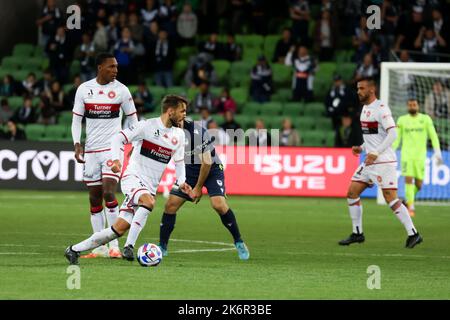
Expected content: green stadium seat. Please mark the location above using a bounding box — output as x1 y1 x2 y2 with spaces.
282 102 302 117
295 116 316 131
128 85 138 95
260 102 282 116
2 56 22 70
13 44 35 57
272 64 292 86
212 60 231 84
236 34 264 50
33 46 45 58
336 63 357 81
210 86 222 97
58 111 73 125
313 76 331 101
11 70 29 81
335 50 353 63
304 102 325 117
173 59 188 83
272 88 292 103
315 117 333 131
70 60 81 78
229 61 253 87
230 87 248 110
166 86 188 97
21 57 47 71
187 87 198 101
324 133 335 147
263 35 279 61
265 115 284 129
44 125 68 141
242 48 263 62
242 102 261 115
8 96 24 110
301 130 325 147
316 62 336 78
25 124 46 141
63 84 73 94
234 114 253 130
178 47 197 60
150 86 167 104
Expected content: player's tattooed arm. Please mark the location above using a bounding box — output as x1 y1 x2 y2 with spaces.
74 143 85 163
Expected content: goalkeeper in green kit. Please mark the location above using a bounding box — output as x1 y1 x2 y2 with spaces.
393 98 443 217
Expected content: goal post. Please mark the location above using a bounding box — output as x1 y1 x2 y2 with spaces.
377 62 450 205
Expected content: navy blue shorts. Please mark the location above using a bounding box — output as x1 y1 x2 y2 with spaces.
170 167 226 201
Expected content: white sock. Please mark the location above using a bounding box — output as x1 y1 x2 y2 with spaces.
125 206 152 248
347 198 363 234
105 202 119 249
90 207 105 233
72 227 120 253
389 199 417 236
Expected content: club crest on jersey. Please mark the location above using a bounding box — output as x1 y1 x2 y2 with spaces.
365 111 371 117
108 91 116 99
377 176 382 183
171 137 178 145
107 160 113 167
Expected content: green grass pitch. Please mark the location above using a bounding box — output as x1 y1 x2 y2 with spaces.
0 190 449 299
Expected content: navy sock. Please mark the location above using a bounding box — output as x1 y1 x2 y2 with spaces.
159 213 176 247
220 209 242 243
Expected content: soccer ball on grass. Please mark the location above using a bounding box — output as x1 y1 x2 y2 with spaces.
137 243 162 267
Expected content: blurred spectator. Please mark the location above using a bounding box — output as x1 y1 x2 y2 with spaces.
279 118 300 146
0 75 17 97
141 0 160 26
199 33 221 59
114 27 136 85
354 53 379 82
118 12 128 30
207 120 230 146
11 97 36 125
46 26 71 83
286 46 315 102
177 3 198 46
36 0 62 47
230 0 247 34
335 113 362 147
0 99 13 125
2 120 26 141
37 95 56 125
143 21 159 60
198 106 213 129
370 40 385 70
250 55 273 103
36 69 54 95
399 49 413 62
133 82 154 113
272 28 294 64
158 0 178 37
153 29 175 88
45 81 65 113
214 88 237 114
75 33 97 82
93 20 108 52
248 119 271 147
66 75 82 107
106 15 120 49
432 8 449 46
352 16 371 64
185 53 218 87
414 26 447 62
22 73 39 97
222 34 242 62
129 13 144 43
289 0 310 44
314 10 335 61
380 0 399 53
193 81 215 113
394 6 424 52
424 80 450 119
325 74 353 130
221 110 241 131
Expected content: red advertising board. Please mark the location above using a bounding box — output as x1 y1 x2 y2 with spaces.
122 145 359 197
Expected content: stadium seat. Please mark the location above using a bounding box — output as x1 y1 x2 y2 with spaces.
8 96 24 111
301 130 325 146
313 76 331 101
70 60 81 79
178 47 197 60
21 57 47 71
12 70 29 81
272 88 292 103
316 62 336 79
1 56 22 70
265 115 284 129
143 111 161 119
13 44 35 57
230 87 248 110
210 86 222 97
242 102 261 115
173 59 188 83
242 48 263 62
315 117 333 131
165 86 187 97
282 102 302 116
229 61 253 87
212 60 231 84
63 84 73 94
304 102 325 117
336 63 356 81
128 85 138 95
272 64 292 86
44 125 68 141
187 87 198 101
324 133 335 147
33 46 45 58
150 86 167 103
234 114 253 130
261 102 283 116
335 50 353 63
25 124 46 141
58 111 73 125
263 35 279 61
236 34 264 50
295 116 316 131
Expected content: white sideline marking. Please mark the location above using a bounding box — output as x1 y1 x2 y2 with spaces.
171 248 235 253
0 252 41 255
286 251 450 259
0 195 79 200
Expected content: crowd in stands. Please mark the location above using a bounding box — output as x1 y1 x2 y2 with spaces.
1 0 449 147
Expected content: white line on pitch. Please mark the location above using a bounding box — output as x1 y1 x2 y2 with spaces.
170 248 236 253
286 251 450 259
0 252 41 255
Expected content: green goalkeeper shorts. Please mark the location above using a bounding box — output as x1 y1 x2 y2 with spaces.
401 159 425 180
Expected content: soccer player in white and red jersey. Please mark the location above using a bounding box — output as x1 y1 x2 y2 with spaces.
65 95 194 265
339 78 423 248
71 53 138 259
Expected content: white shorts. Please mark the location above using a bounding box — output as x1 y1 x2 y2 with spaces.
118 174 156 224
351 162 398 190
83 149 122 187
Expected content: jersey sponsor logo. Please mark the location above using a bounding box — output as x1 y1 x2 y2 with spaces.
108 91 116 99
84 103 121 119
140 140 173 164
361 121 379 134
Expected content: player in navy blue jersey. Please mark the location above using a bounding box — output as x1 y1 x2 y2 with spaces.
159 119 250 260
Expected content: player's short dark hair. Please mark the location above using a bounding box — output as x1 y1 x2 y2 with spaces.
357 76 377 87
96 53 115 66
161 95 188 113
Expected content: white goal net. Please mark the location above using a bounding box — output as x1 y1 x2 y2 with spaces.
378 62 450 204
